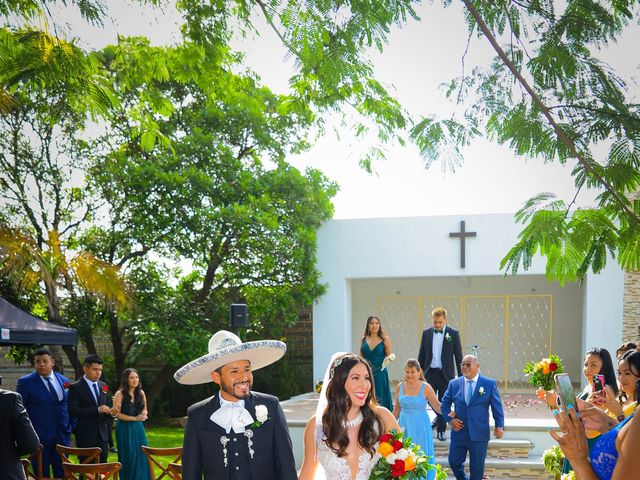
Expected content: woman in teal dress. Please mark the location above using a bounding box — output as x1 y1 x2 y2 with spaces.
361 315 394 411
114 368 151 480
393 359 441 480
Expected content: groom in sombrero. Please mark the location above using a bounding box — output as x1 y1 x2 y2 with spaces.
175 330 297 480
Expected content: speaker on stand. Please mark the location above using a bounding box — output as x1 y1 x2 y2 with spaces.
230 303 248 331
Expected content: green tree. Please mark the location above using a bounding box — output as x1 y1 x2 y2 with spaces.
184 0 640 283
74 37 337 395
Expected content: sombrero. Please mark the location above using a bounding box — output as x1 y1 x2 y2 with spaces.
174 330 287 385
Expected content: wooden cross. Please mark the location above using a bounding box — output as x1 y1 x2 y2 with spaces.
449 220 476 268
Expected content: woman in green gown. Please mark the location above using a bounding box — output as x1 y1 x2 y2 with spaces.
361 315 394 411
114 368 151 480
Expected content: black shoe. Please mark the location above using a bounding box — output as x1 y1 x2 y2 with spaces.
437 431 446 441
109 447 118 453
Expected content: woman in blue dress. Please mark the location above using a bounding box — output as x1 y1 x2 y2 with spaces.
393 358 441 480
361 315 394 411
113 368 151 480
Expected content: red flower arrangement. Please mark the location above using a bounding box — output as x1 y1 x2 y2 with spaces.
101 384 109 393
63 381 71 389
370 430 446 479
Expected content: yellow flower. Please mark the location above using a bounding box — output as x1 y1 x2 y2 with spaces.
378 442 394 457
404 456 416 471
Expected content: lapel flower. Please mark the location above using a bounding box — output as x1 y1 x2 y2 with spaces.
478 386 485 396
445 332 452 342
101 384 109 393
63 381 71 389
249 404 269 428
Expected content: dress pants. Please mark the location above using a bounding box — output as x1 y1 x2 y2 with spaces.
425 369 448 433
448 428 488 480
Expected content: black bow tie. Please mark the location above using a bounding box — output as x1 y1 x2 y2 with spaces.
434 329 444 334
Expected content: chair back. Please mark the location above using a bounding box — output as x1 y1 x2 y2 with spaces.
61 462 121 480
168 462 182 480
21 444 43 480
141 446 183 480
56 444 102 465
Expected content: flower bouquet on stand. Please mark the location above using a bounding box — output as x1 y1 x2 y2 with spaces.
369 430 447 479
523 354 564 391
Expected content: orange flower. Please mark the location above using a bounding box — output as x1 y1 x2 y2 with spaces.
404 456 416 471
541 364 551 375
378 442 394 457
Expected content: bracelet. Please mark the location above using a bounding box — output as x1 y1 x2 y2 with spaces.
616 414 625 423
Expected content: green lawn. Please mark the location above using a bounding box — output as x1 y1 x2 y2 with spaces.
106 425 184 473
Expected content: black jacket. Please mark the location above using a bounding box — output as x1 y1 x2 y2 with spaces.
67 378 112 447
182 391 297 480
0 389 40 480
418 325 463 382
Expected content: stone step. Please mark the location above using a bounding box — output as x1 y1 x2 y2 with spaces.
435 455 552 479
434 438 531 458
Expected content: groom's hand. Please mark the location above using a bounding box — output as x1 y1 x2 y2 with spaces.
493 427 504 438
451 418 464 431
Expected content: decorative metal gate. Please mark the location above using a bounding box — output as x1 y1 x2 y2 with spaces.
376 295 553 391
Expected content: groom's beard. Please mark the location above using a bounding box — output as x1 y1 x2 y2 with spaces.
220 379 253 400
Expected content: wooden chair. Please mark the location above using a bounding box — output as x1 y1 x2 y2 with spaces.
141 446 183 480
21 444 43 480
61 462 121 480
168 462 182 480
56 444 102 465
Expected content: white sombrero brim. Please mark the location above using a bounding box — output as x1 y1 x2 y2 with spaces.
174 340 287 385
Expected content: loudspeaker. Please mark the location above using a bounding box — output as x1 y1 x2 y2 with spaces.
230 304 248 328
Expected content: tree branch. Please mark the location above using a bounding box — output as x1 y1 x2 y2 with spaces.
462 0 640 225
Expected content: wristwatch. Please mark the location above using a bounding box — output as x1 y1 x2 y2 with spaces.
616 414 625 423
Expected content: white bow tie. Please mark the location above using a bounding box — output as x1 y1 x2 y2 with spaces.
210 402 254 433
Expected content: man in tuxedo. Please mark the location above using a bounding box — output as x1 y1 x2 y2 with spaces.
17 347 74 479
0 387 40 480
418 306 463 441
440 355 505 480
67 354 118 463
176 330 297 480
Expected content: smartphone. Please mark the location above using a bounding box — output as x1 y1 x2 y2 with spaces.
555 373 579 412
593 374 606 398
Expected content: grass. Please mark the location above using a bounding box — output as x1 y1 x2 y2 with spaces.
106 425 185 475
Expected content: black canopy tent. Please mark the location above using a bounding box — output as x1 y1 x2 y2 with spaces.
0 297 77 346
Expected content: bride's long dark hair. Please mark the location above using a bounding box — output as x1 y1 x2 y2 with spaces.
322 353 385 458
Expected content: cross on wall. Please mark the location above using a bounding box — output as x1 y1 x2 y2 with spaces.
449 220 477 268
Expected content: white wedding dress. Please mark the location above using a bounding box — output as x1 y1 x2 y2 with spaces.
316 439 380 480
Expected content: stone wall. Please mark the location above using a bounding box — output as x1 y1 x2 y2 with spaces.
623 270 640 343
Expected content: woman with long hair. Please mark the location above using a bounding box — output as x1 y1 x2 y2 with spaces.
113 368 150 480
360 315 394 411
298 353 400 479
393 358 441 480
597 350 640 421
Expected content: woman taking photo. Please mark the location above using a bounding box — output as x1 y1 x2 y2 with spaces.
298 353 400 479
113 368 150 480
360 315 394 411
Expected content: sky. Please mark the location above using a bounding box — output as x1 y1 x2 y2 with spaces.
45 1 640 220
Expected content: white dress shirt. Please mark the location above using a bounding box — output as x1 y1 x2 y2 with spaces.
430 325 447 369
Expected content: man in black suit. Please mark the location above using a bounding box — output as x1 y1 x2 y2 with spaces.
0 387 40 480
67 354 118 463
175 330 297 480
418 306 463 441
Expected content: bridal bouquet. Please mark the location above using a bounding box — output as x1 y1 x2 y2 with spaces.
369 430 445 479
523 354 564 391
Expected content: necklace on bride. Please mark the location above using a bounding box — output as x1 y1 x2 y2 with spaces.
342 411 364 429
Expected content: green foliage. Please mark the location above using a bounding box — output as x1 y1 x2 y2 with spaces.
542 444 564 478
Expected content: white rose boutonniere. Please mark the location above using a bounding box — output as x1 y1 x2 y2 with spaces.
250 404 269 428
445 332 452 342
478 386 485 396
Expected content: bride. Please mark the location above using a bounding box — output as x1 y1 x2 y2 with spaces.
298 353 400 480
